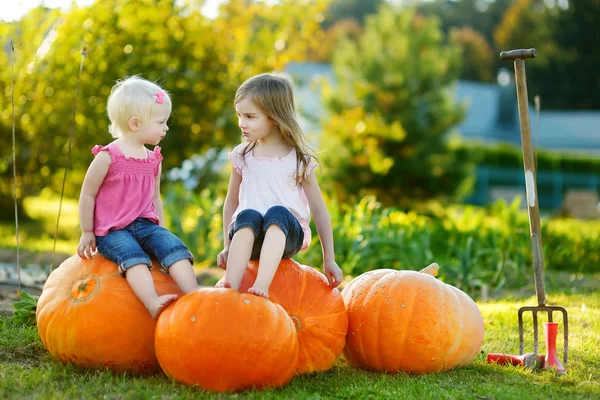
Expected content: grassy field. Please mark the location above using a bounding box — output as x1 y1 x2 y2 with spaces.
1 291 599 399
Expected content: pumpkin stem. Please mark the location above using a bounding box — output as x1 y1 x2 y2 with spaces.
290 315 302 331
69 275 99 302
419 263 439 277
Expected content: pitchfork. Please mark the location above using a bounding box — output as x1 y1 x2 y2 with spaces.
500 48 568 364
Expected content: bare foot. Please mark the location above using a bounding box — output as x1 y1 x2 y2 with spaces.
248 286 269 299
147 294 178 320
222 281 232 289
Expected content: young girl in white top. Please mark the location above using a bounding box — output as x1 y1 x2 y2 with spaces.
217 72 343 298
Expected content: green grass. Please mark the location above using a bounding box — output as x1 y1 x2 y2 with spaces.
2 292 599 399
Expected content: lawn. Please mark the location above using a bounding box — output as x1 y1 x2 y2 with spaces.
1 291 598 399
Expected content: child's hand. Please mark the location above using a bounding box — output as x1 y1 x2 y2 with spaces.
217 248 229 270
324 260 343 288
78 232 96 260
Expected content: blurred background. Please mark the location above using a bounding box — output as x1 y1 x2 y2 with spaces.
1 0 599 299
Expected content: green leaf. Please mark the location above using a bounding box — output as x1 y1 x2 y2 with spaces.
12 291 39 327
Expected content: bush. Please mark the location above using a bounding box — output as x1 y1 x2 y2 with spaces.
163 188 600 297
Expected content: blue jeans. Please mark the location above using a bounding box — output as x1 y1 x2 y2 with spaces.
229 206 304 260
96 218 194 277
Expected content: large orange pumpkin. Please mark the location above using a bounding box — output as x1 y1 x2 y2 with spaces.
216 259 348 374
342 268 484 374
155 288 299 392
36 254 182 374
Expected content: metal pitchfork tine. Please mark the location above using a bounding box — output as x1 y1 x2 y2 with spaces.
500 48 568 364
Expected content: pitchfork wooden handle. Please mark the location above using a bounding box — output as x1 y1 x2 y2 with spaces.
500 48 537 61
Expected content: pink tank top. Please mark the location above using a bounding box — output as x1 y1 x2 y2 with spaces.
92 142 162 236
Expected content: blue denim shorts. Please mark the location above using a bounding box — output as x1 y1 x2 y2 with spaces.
229 206 304 260
96 218 194 277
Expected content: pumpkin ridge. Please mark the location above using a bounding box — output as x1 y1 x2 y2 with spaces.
366 273 391 370
294 265 323 314
297 289 327 316
39 297 63 350
301 330 338 358
301 308 347 325
384 272 417 371
352 276 369 367
454 287 484 366
440 284 464 370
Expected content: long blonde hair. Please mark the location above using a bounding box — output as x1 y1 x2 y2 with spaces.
234 72 318 184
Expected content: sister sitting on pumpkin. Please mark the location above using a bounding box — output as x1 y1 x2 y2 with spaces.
218 72 343 298
77 76 198 319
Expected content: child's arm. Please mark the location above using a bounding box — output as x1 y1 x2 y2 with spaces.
153 164 165 227
302 170 343 288
217 169 242 268
78 152 111 259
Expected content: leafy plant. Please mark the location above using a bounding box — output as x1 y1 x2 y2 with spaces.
12 291 38 326
161 185 600 298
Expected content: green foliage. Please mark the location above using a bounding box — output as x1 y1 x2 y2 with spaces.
322 0 384 28
320 6 471 207
159 187 600 298
461 141 600 174
11 291 38 326
416 0 514 76
449 26 494 82
297 195 600 293
163 184 224 267
305 18 363 62
296 196 531 294
2 187 599 300
417 0 514 45
0 0 330 210
494 0 600 110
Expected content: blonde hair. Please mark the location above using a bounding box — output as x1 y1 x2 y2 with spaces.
106 75 172 138
234 72 318 184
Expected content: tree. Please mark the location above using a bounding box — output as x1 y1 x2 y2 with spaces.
493 0 581 109
417 0 514 80
320 6 471 207
306 18 363 62
417 0 514 45
0 7 63 220
322 0 384 28
450 26 494 82
0 0 329 214
550 0 600 109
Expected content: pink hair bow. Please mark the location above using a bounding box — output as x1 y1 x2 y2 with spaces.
155 92 165 104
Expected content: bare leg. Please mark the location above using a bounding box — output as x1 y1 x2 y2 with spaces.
248 225 285 299
223 227 255 290
126 264 178 319
168 259 198 293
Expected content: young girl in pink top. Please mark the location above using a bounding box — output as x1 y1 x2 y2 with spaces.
77 76 197 319
218 72 343 298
